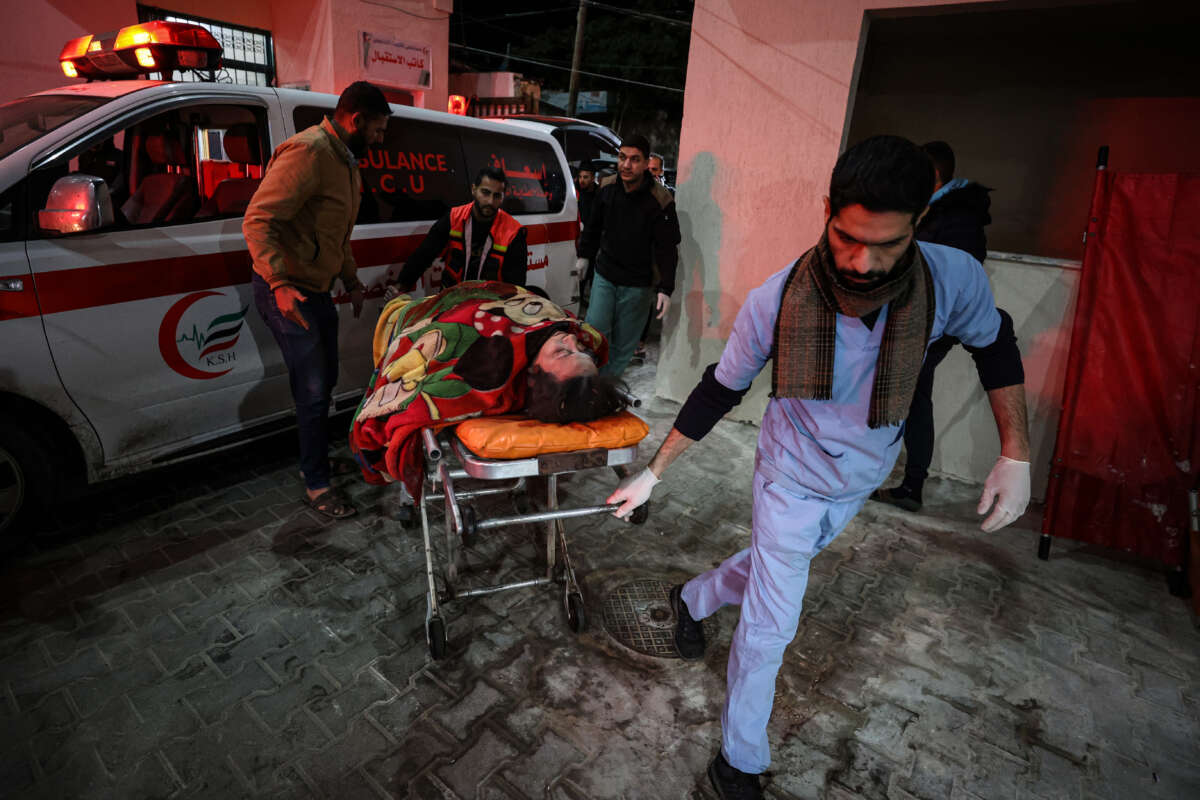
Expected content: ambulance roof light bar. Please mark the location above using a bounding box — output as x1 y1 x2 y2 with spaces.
59 21 223 82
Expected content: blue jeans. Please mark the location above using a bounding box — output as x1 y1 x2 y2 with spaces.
584 272 655 378
253 274 339 492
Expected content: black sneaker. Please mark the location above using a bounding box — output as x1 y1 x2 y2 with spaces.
871 483 922 512
708 752 763 799
670 584 705 660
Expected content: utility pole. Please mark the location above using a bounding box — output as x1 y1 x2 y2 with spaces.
567 0 587 116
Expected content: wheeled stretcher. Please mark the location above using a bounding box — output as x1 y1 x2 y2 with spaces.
414 407 649 659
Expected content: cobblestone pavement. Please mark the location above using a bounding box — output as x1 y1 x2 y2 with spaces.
2 347 1198 799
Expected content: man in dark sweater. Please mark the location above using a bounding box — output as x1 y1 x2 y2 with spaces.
386 166 527 297
576 134 681 377
874 140 1002 513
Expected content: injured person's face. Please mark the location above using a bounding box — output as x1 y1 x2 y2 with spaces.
533 331 599 382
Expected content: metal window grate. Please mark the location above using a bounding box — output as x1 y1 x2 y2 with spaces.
137 5 275 86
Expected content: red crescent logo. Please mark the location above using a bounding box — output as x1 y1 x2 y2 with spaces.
158 291 233 380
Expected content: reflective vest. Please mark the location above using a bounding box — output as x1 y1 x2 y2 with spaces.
443 203 523 285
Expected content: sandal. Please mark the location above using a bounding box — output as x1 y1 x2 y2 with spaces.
303 488 358 519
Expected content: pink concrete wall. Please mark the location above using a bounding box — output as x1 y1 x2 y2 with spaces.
5 0 139 99
327 1 450 111
656 0 989 407
3 1 448 109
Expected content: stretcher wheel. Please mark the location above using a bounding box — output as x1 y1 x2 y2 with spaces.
427 616 447 660
395 502 418 530
565 592 586 633
513 493 534 515
460 505 478 546
1037 534 1051 560
630 501 650 526
1167 567 1189 598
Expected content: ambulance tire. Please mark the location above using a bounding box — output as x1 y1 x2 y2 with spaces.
0 422 56 553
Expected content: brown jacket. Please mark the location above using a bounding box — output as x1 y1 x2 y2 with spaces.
243 117 363 294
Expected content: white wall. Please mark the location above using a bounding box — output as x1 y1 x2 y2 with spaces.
927 255 1079 499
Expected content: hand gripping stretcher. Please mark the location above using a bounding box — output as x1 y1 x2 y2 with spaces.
413 398 649 659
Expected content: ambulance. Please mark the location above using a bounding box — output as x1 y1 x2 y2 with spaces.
0 22 582 540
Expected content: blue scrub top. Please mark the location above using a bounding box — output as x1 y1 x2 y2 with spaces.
713 242 1002 502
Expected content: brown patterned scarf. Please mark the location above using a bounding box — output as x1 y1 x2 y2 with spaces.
771 233 935 428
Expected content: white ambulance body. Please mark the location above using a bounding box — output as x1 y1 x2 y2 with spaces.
0 26 582 537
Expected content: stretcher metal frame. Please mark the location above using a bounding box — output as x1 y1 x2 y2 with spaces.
416 426 640 659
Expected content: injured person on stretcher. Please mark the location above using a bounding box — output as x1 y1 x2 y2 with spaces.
350 280 630 498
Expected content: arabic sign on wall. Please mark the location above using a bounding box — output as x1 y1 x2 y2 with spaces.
362 33 432 90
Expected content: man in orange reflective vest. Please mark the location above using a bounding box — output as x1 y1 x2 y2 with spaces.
387 166 527 295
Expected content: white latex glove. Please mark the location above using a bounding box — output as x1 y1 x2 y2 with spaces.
384 283 402 300
977 456 1031 532
607 467 660 519
574 257 589 275
655 292 670 319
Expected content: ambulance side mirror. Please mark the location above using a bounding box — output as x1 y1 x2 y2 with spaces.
38 175 114 235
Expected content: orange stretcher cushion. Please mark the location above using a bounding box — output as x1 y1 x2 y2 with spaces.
455 411 649 460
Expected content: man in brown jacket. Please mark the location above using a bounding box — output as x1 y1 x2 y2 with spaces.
244 81 389 518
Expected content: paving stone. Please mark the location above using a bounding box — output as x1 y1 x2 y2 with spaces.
121 579 205 629
260 631 344 682
250 664 338 730
436 727 519 798
853 702 918 764
500 729 584 794
300 717 392 797
434 680 507 740
310 667 397 736
0 747 36 795
2 362 1199 799
149 615 238 675
10 645 110 708
894 750 960 800
364 720 457 794
32 744 112 799
107 753 178 800
184 659 278 724
69 653 162 719
1133 660 1192 715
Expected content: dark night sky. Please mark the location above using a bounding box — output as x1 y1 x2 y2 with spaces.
449 0 693 128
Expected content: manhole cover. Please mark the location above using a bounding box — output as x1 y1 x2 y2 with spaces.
601 578 718 658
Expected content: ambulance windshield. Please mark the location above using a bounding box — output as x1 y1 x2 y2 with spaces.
0 95 113 161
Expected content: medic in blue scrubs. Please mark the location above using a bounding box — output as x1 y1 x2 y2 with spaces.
608 135 1031 799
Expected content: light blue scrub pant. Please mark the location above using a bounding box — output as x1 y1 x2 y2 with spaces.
681 472 866 774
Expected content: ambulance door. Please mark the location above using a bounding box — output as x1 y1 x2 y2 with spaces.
288 104 472 396
25 94 293 467
457 128 575 312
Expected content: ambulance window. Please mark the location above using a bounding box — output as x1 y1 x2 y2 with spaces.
562 128 619 173
292 106 332 133
28 103 265 237
358 117 467 224
0 184 21 242
188 105 267 219
458 130 566 216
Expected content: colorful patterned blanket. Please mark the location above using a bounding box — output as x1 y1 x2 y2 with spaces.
350 281 607 497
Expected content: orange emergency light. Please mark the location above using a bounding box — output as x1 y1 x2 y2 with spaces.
448 95 468 116
58 21 223 81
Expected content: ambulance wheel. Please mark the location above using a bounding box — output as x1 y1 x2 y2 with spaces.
0 422 55 553
565 592 586 633
460 505 478 547
427 616 447 660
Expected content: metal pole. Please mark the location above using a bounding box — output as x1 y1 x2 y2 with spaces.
567 0 587 116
